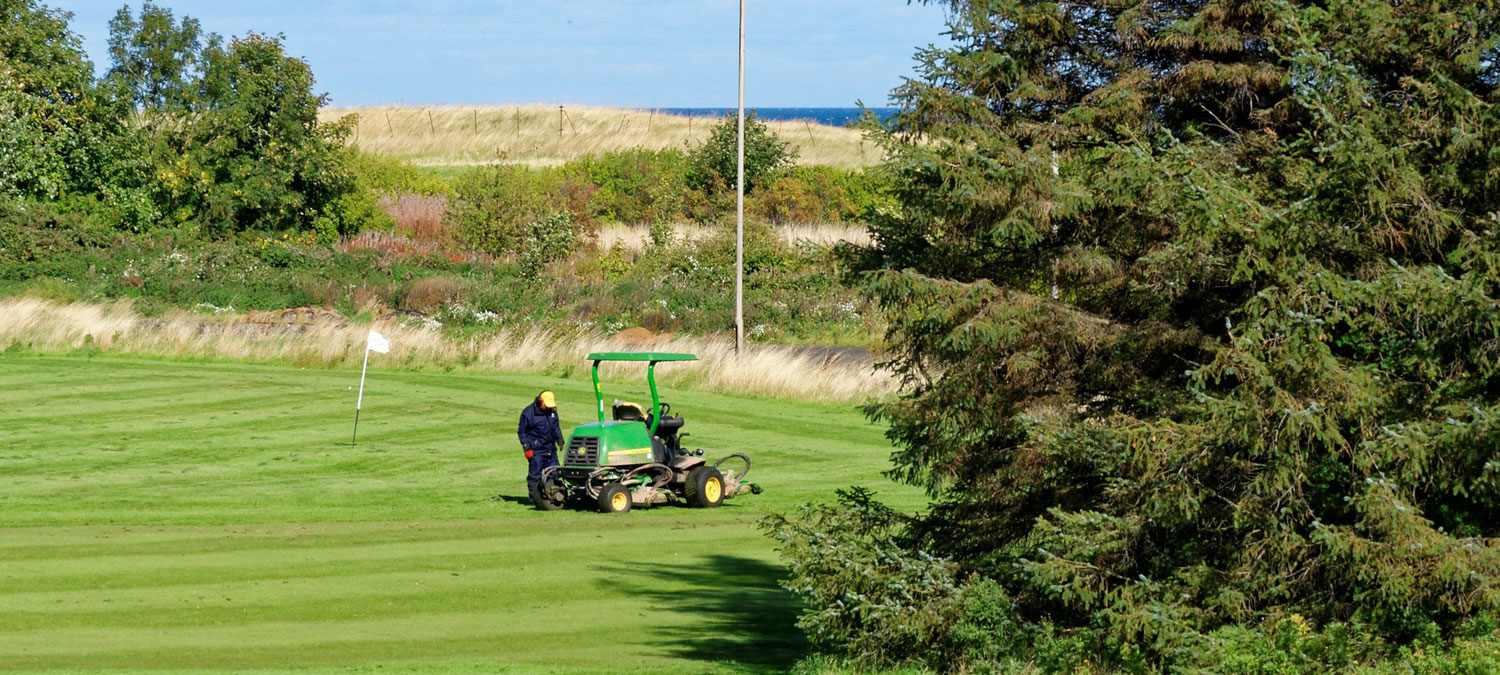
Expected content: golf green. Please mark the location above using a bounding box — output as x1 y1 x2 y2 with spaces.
0 354 921 673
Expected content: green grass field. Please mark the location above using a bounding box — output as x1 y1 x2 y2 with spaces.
0 353 922 673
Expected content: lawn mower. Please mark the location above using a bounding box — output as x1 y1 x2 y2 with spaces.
529 352 761 513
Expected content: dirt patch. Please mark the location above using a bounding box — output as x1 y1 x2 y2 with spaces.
243 307 346 325
615 326 675 344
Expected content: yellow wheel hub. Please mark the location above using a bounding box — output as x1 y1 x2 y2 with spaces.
611 491 629 511
706 477 722 503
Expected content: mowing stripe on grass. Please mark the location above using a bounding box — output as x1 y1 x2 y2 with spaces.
0 353 920 672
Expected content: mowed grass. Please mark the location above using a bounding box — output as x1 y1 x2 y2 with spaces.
0 354 922 673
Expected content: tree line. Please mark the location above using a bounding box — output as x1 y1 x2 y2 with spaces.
1 1 372 237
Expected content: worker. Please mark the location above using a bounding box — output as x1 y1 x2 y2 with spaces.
517 389 563 496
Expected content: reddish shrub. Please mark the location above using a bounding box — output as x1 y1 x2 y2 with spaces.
378 194 450 244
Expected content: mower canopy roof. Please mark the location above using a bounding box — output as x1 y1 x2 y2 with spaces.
587 352 698 362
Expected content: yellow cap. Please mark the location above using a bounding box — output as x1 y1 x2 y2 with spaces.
539 391 556 408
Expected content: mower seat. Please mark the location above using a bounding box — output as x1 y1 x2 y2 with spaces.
655 415 685 435
613 400 648 422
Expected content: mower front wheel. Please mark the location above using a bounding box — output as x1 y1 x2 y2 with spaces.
685 466 726 508
597 483 632 514
530 479 566 511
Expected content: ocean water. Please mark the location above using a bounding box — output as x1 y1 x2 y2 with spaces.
649 107 899 127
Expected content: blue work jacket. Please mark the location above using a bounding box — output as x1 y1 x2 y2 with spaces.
517 400 563 451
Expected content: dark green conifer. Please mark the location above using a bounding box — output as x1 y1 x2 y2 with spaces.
772 0 1500 669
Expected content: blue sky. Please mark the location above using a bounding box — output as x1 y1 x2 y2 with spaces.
59 1 953 107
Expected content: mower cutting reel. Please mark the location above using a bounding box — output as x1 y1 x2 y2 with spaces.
533 352 763 512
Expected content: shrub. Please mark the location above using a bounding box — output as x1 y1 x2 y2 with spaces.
0 200 114 271
448 165 556 255
748 167 854 224
562 149 694 223
687 111 797 194
348 151 451 198
313 188 391 242
517 212 580 281
693 219 793 276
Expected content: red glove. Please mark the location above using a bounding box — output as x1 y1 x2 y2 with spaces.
524 448 534 459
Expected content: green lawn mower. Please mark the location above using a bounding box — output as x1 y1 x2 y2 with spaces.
530 352 762 513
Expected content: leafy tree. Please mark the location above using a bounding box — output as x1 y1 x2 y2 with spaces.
687 110 797 193
770 0 1500 670
0 0 142 203
105 2 208 111
140 32 359 235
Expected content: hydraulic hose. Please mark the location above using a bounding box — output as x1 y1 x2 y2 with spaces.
713 453 751 481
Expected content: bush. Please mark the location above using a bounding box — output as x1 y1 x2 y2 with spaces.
0 200 112 273
348 152 451 198
448 165 556 255
687 111 797 194
749 167 855 224
562 149 694 223
517 212 580 281
314 189 391 242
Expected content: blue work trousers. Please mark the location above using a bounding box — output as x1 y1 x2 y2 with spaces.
526 447 559 491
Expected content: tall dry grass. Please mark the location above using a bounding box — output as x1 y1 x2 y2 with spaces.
0 298 892 403
322 104 880 170
596 223 872 251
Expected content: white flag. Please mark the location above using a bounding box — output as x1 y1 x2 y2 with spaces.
366 330 390 354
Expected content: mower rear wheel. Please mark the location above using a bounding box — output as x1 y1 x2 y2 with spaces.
685 466 725 508
598 483 632 513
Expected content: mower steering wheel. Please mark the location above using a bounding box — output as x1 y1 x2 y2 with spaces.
659 402 671 417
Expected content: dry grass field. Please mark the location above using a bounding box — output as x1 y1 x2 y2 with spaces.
0 298 892 402
321 104 881 170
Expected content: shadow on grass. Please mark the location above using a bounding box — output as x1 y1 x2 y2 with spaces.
595 554 808 670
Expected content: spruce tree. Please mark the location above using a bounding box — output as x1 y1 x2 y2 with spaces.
773 0 1500 669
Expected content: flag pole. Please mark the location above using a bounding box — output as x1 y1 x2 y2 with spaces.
352 346 370 447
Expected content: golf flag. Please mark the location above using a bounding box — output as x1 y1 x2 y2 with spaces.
353 330 390 446
366 330 390 354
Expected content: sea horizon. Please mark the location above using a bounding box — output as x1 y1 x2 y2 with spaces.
647 106 899 127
